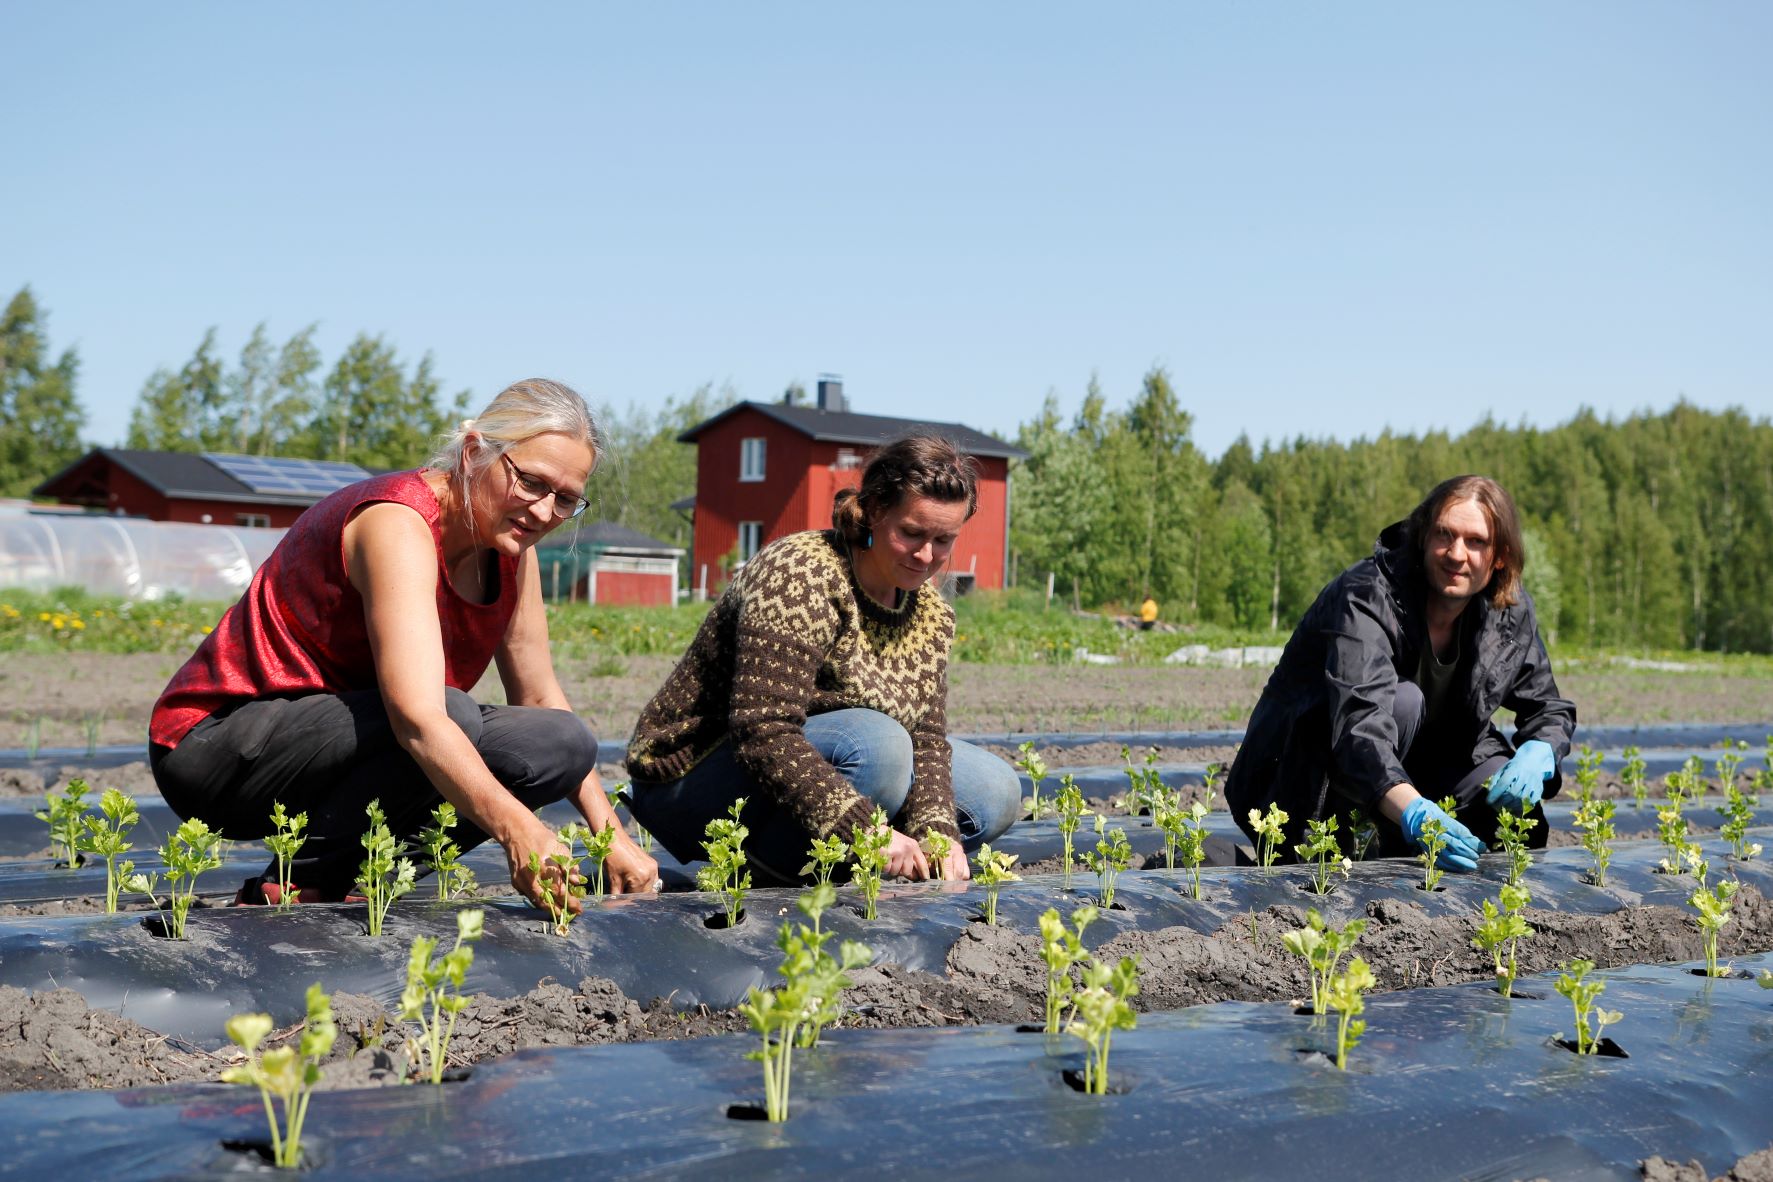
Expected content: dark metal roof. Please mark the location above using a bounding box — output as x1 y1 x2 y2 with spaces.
33 448 365 508
542 521 684 555
676 401 1027 459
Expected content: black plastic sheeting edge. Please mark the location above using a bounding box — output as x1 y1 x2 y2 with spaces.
0 952 1768 1180
2 833 1769 1047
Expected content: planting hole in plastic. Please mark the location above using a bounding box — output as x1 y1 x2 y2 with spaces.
725 1102 771 1121
1551 1036 1629 1059
218 1137 323 1172
703 909 746 931
1060 1067 1132 1095
1688 967 1758 981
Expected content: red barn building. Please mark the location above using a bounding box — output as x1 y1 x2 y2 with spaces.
678 379 1026 597
33 449 371 528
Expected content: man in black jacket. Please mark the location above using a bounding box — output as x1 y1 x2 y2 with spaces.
1226 475 1576 872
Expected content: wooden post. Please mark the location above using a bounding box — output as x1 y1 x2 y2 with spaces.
1045 570 1055 610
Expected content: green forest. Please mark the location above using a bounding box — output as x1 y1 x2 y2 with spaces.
5 285 1770 653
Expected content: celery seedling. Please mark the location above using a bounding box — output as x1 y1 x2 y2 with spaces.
972 844 1020 925
417 802 475 901
1656 801 1696 875
1249 802 1289 873
1038 904 1099 1034
1573 745 1603 804
220 984 336 1170
1689 878 1739 978
800 834 849 886
1294 815 1348 896
1282 908 1368 1015
35 777 91 867
1326 957 1375 1070
697 797 751 927
921 829 953 879
1620 745 1647 809
1065 954 1139 1095
1573 797 1615 886
583 824 616 898
1346 807 1378 862
1493 806 1538 888
740 905 872 1120
265 802 310 910
1174 793 1215 900
398 908 484 1083
358 799 417 938
786 883 872 1047
1718 785 1761 862
1417 796 1457 892
1017 740 1051 821
1555 958 1622 1055
847 807 890 920
1717 739 1748 800
76 787 139 913
1151 788 1185 870
1055 775 1087 883
529 822 588 935
1082 816 1131 910
160 817 225 940
1471 883 1532 997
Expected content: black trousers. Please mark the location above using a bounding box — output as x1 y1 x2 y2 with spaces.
149 688 599 892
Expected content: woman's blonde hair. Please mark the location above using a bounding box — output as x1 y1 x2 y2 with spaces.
427 378 603 524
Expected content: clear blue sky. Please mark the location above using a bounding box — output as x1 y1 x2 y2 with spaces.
5 2 1768 458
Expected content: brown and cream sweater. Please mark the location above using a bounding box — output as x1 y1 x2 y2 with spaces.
626 530 959 843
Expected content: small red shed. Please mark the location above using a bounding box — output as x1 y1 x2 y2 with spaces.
677 379 1026 597
33 450 371 528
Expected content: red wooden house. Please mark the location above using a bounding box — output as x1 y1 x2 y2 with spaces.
677 378 1026 597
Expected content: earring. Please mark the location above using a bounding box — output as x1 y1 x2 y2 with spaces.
864 530 873 549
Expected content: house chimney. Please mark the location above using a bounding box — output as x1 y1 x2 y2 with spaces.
816 374 846 413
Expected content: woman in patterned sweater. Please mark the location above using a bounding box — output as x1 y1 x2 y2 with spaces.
627 435 1022 884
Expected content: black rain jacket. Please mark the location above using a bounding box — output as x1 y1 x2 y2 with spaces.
1226 520 1577 849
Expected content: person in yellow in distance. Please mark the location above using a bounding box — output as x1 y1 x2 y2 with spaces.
1138 595 1159 631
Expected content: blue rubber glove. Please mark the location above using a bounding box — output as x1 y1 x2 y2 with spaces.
1486 739 1557 812
1400 797 1484 871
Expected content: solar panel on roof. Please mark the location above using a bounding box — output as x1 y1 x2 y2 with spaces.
203 454 373 497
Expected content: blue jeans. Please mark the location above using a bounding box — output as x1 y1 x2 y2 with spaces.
628 708 1022 884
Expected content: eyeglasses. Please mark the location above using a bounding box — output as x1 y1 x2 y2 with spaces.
501 454 589 518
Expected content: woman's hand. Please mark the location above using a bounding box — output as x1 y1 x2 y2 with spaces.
939 844 970 881
884 828 932 880
506 815 583 914
603 828 661 894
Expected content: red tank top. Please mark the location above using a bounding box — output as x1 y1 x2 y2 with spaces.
150 470 519 747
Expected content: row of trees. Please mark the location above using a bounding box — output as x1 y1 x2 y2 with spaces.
1011 367 1773 653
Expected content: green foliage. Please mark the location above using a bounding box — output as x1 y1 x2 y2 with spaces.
0 287 85 497
1417 796 1458 892
1573 745 1604 803
1248 803 1289 873
800 834 849 887
1038 904 1099 1034
264 802 309 912
583 824 617 899
848 808 891 920
1081 815 1132 910
1472 883 1533 998
1621 746 1648 809
1294 815 1348 896
1281 908 1369 1016
417 802 474 901
697 798 751 927
0 591 225 656
1065 954 1140 1095
159 818 225 940
1689 878 1739 978
582 381 733 567
358 799 417 938
1492 804 1538 887
398 909 484 1084
220 984 336 1170
35 777 90 868
1718 784 1762 862
921 830 953 878
1716 739 1749 798
1555 959 1623 1055
1573 797 1616 886
1016 741 1051 820
1055 775 1088 884
76 787 139 913
972 845 1020 926
1327 957 1376 1070
1656 793 1700 877
530 822 589 936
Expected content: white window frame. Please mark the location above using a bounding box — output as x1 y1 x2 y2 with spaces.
738 521 763 563
234 512 271 528
739 437 767 482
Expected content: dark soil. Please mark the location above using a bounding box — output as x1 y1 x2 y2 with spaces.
1640 1148 1773 1182
980 741 1242 770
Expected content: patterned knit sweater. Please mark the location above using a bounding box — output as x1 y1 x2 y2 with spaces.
626 530 959 843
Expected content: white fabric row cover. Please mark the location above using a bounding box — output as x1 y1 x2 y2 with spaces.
0 515 283 601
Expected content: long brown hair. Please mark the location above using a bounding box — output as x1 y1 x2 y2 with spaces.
832 435 979 546
1404 475 1525 609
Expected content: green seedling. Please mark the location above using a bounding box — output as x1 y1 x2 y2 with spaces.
608 781 654 852
529 822 588 935
1493 805 1538 888
1621 746 1648 809
1082 815 1132 910
922 829 953 879
973 844 1020 925
22 715 41 761
1055 775 1087 883
1017 740 1051 821
1573 797 1616 886
76 787 139 913
1281 908 1369 1016
358 799 417 938
82 712 103 759
1065 953 1139 1095
800 834 849 886
1117 745 1155 818
1151 787 1184 870
1346 807 1378 862
1326 956 1376 1070
417 802 475 901
124 868 162 911
1690 878 1739 979
739 901 872 1121
1417 795 1458 892
1573 745 1603 804
159 817 225 940
265 802 310 910
1656 802 1698 876
36 777 92 867
1555 958 1622 1055
1718 784 1762 862
1472 883 1533 998
398 908 484 1083
787 883 872 1047
220 984 336 1170
1173 793 1216 901
697 797 751 927
848 808 891 920
1717 739 1749 799
1249 802 1289 873
1038 904 1099 1034
583 824 617 898
1294 815 1349 896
